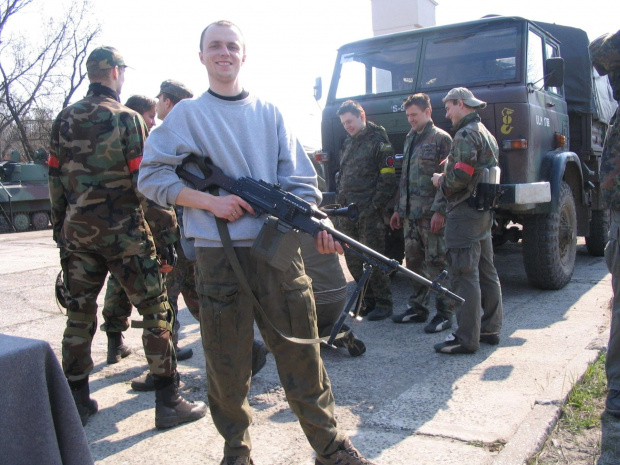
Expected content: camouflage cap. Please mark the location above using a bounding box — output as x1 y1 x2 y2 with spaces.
442 87 487 109
86 46 128 71
156 80 193 100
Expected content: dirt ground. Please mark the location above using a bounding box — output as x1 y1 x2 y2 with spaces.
530 394 604 464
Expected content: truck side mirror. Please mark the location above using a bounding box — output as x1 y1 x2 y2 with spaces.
313 77 322 101
545 57 564 88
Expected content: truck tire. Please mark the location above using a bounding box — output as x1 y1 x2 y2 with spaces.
522 181 576 290
585 209 609 257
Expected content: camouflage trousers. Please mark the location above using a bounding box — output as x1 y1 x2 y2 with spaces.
167 248 200 323
195 246 345 457
446 204 503 351
605 209 620 391
404 217 455 318
101 244 200 344
336 209 393 310
59 248 175 382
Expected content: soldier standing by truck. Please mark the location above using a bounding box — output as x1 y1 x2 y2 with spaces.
589 31 620 423
49 46 207 428
336 99 398 321
432 87 503 355
390 93 455 333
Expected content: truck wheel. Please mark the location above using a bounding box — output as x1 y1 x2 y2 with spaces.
31 211 50 230
585 209 609 257
522 181 576 290
12 212 30 232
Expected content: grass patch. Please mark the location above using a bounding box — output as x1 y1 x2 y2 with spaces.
560 351 607 434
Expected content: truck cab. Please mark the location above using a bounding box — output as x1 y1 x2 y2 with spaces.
315 15 616 289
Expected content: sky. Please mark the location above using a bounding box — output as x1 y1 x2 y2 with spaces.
13 0 620 148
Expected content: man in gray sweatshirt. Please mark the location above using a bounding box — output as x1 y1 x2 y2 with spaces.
138 20 375 465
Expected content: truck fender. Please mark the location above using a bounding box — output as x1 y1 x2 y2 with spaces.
540 151 583 212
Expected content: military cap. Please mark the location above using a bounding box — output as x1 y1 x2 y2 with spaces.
442 87 487 109
157 80 193 100
86 46 128 71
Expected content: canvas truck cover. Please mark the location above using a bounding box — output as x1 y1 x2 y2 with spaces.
536 21 617 123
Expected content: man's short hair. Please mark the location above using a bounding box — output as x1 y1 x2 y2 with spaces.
156 80 193 104
199 20 245 52
125 95 156 115
337 100 365 118
403 93 432 111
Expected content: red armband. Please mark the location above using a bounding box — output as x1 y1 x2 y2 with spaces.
454 162 474 176
128 156 143 173
47 155 59 168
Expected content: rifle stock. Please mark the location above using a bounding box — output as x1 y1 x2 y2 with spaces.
176 154 464 304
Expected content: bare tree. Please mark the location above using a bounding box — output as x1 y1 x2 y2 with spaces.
0 0 100 161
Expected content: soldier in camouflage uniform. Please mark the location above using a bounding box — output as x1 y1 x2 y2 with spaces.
49 46 206 428
590 31 620 420
138 21 375 465
101 94 178 365
432 87 503 355
390 93 455 333
336 100 398 321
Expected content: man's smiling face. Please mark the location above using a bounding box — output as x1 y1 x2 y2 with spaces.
199 24 246 86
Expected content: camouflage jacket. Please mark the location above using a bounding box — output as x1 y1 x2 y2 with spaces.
591 31 620 209
396 121 451 220
49 84 178 257
337 121 397 213
439 112 499 210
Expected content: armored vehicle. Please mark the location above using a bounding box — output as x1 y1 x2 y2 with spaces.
313 15 617 289
0 149 52 232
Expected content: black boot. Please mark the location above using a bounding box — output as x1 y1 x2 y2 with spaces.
175 345 193 361
107 332 132 364
69 379 98 426
154 373 207 429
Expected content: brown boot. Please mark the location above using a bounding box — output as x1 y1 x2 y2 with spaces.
69 379 98 426
154 374 207 429
315 438 376 465
131 373 155 391
106 332 132 364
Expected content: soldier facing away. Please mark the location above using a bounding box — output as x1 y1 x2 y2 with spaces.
390 93 456 333
48 46 206 428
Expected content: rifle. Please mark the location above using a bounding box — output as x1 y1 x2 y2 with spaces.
176 154 464 345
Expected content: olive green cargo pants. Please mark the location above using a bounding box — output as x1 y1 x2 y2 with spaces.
195 246 344 458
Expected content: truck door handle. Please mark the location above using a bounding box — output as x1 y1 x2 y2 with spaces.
546 102 556 107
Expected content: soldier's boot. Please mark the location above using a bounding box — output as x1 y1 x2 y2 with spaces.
106 332 132 365
69 379 98 426
175 345 193 361
131 373 155 391
154 373 207 429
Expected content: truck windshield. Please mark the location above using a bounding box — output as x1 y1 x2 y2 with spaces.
333 26 519 100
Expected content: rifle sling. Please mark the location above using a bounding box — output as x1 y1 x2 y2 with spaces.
214 216 333 346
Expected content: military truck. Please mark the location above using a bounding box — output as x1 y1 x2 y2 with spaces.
0 149 52 232
313 15 617 290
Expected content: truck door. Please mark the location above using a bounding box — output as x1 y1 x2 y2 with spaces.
526 29 568 183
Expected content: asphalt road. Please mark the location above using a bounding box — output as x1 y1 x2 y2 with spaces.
0 230 612 464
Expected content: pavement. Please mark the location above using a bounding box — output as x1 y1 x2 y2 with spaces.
0 229 613 464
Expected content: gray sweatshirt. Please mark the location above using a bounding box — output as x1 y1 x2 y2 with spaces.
138 91 321 248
